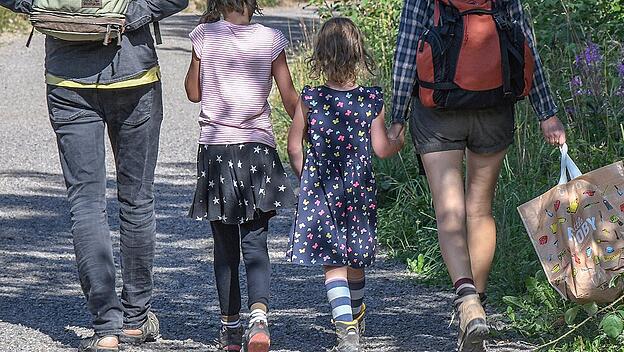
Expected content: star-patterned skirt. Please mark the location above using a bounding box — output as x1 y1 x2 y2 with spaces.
189 143 295 225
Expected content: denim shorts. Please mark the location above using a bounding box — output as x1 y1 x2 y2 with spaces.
409 98 515 155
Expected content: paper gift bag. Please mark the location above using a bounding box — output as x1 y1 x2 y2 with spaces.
518 144 624 303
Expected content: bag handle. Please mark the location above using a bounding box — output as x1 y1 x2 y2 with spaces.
558 143 583 185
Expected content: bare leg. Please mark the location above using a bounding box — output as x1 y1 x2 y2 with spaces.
421 150 472 283
465 148 507 293
324 265 349 282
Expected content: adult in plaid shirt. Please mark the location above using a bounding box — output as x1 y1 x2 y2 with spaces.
390 0 566 351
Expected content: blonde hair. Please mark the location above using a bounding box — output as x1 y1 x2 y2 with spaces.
307 17 375 85
201 0 261 23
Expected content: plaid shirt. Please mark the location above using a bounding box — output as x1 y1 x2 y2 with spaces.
391 0 559 123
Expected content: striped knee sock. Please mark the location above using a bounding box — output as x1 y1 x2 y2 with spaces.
454 278 477 298
348 277 365 317
326 278 353 322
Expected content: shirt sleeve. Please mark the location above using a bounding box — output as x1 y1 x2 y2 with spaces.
124 0 189 32
508 0 558 121
189 24 205 59
373 88 385 118
272 29 289 62
300 86 316 109
0 0 32 13
391 0 433 123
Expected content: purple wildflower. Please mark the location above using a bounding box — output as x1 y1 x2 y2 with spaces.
564 106 576 116
570 75 591 96
575 41 603 68
618 62 624 78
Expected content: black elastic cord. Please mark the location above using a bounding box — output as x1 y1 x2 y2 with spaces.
153 22 162 45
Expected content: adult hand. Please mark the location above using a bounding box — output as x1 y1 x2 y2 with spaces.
388 122 406 141
540 116 566 146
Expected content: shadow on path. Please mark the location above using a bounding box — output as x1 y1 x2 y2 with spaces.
0 163 456 351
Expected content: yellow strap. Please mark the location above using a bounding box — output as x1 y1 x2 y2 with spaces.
46 66 161 89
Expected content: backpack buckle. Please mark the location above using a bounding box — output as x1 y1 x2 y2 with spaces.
493 11 512 31
103 24 122 46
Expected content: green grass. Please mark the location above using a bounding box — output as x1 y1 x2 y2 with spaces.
0 8 28 34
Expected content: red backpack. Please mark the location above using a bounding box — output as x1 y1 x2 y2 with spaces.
415 0 535 110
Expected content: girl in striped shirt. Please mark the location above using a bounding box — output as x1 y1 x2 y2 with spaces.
184 1 298 351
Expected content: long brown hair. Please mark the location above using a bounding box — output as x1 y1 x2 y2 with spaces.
307 17 375 86
201 0 261 23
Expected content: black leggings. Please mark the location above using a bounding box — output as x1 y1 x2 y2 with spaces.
211 212 271 316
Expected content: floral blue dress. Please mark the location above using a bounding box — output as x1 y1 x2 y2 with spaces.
287 85 384 268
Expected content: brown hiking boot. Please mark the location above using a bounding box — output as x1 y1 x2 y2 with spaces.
455 294 488 352
333 321 360 352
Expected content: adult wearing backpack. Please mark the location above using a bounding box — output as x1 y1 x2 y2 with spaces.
0 0 187 350
390 0 566 351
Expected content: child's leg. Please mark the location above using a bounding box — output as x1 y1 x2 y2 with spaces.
324 266 353 322
347 267 365 317
240 212 271 321
211 220 243 325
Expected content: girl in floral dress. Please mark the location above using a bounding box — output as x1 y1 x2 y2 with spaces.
286 17 405 352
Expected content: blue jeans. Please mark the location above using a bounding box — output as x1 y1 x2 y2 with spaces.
46 82 163 336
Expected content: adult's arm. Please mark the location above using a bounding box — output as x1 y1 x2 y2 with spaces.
0 0 32 14
125 0 189 32
390 0 432 124
509 0 559 121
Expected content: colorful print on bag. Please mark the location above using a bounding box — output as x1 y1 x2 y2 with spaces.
518 145 624 303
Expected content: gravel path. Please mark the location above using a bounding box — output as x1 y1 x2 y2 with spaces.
0 8 533 352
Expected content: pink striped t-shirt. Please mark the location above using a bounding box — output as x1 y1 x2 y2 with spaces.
189 20 289 148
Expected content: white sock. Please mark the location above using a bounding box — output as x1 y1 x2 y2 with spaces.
221 318 241 329
248 308 268 327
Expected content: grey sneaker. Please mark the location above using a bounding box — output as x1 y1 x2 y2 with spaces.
78 335 118 352
219 325 244 351
119 311 160 345
244 320 271 352
455 294 488 352
334 321 360 352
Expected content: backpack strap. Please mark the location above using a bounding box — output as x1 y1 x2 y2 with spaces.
499 36 513 98
153 22 162 45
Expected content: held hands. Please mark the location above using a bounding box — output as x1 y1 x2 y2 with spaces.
540 116 567 146
388 122 406 148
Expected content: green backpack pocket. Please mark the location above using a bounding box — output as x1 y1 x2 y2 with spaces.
30 0 129 44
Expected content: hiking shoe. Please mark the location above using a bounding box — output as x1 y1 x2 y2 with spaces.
334 321 360 352
119 311 160 345
244 320 271 352
219 325 244 351
78 335 118 352
455 294 488 352
353 303 367 336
